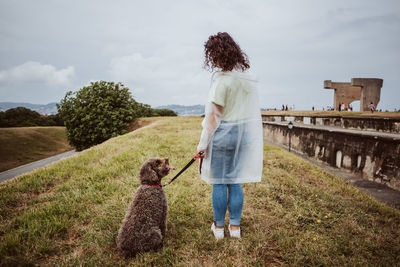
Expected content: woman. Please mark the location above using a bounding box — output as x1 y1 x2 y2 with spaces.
197 32 263 239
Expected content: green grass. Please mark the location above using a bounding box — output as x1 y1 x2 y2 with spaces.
0 126 73 171
0 117 399 266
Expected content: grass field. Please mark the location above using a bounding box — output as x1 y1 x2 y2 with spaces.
0 117 399 266
0 127 73 172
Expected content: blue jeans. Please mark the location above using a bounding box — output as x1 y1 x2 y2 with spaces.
211 123 248 181
212 184 243 227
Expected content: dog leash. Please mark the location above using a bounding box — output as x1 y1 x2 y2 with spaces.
162 151 203 187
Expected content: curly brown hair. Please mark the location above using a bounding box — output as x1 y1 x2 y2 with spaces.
204 32 250 72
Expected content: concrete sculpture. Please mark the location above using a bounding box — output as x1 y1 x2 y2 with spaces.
324 78 383 111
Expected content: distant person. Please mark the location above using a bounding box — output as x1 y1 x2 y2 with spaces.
285 105 288 111
197 32 263 240
370 102 375 113
312 106 314 111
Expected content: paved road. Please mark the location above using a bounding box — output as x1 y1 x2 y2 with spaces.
0 150 77 183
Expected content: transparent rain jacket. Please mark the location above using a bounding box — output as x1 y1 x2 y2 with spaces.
197 69 263 184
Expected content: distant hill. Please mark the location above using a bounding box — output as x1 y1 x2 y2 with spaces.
0 102 58 115
155 105 205 116
0 102 205 116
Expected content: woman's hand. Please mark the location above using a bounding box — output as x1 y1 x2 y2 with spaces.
197 149 206 159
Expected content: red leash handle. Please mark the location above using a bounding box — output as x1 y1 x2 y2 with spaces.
162 151 204 187
194 151 204 160
195 151 204 175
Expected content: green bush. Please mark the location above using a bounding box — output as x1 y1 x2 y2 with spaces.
57 81 137 151
44 114 64 126
135 103 154 117
0 107 65 127
134 103 177 117
0 107 42 127
151 108 177 116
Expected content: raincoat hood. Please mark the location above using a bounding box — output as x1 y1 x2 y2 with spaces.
213 70 258 93
226 69 258 82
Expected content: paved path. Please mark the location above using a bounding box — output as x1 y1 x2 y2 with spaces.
0 150 77 183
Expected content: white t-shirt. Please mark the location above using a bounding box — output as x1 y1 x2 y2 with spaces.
209 70 258 121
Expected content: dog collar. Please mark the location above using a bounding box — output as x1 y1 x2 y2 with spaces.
143 184 162 187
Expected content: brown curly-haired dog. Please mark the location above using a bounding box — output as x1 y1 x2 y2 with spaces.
116 158 174 257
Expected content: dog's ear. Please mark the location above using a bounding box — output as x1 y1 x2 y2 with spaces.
140 159 159 184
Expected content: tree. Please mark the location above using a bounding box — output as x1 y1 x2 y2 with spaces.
137 103 154 117
0 107 64 127
1 107 42 127
57 81 137 151
45 114 64 126
132 103 177 117
151 108 177 117
0 111 6 127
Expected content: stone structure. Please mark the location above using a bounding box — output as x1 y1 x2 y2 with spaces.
262 114 400 133
324 78 383 111
262 119 400 191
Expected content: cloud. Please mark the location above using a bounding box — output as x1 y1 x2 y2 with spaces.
0 61 75 87
109 53 163 84
108 51 209 106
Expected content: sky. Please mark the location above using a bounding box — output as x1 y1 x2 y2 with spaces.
0 0 399 110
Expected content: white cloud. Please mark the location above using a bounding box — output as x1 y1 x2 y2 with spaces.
0 61 75 88
109 53 163 83
108 51 209 106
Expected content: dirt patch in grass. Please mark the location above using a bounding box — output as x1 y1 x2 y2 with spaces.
125 119 155 132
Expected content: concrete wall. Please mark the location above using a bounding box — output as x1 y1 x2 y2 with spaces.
262 115 400 133
263 122 400 191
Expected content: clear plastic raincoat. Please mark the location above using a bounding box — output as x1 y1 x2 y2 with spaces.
197 69 263 184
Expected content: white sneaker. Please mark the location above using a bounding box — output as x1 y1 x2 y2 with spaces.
211 223 224 240
228 224 241 238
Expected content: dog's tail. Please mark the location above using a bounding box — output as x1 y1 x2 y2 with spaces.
117 227 163 257
139 227 163 251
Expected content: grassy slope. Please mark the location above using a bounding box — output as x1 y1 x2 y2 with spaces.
0 127 73 172
0 117 399 266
